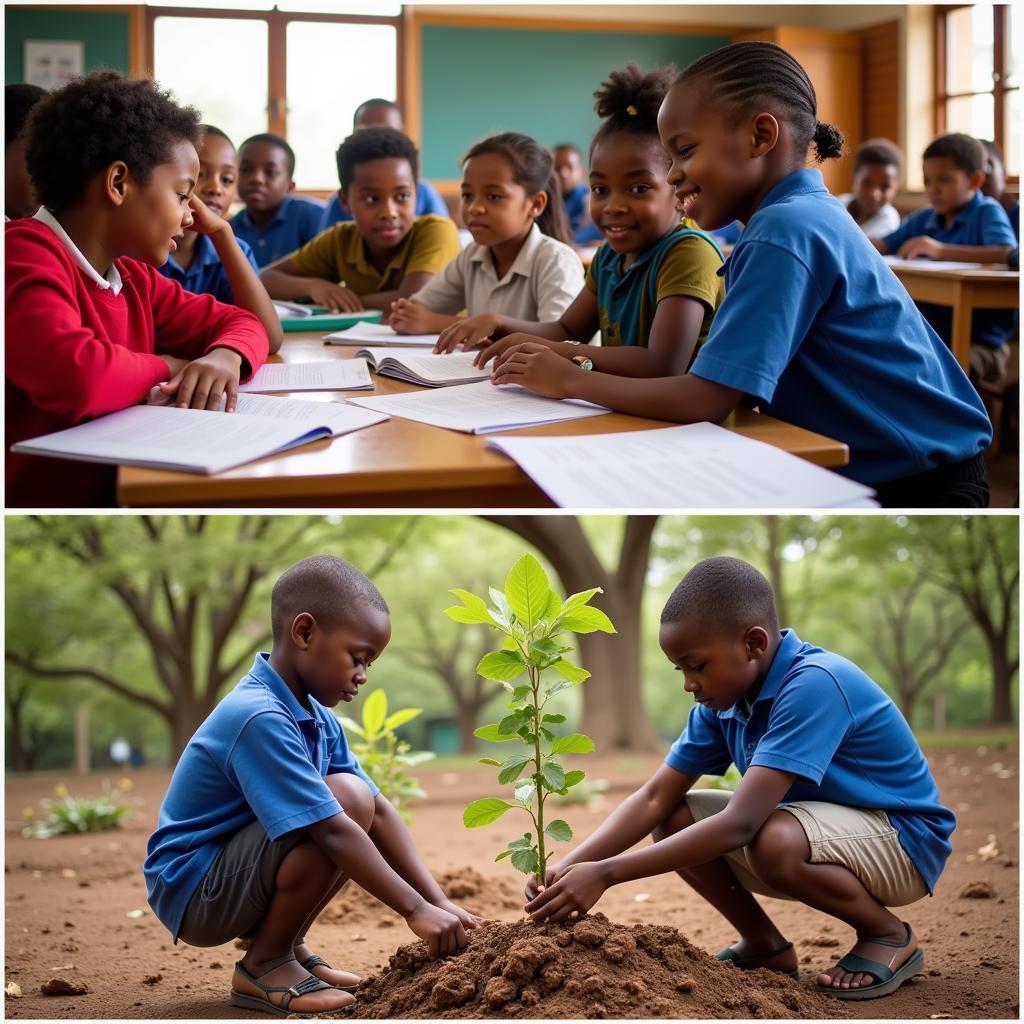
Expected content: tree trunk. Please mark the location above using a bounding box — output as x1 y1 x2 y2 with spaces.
990 640 1015 724
454 697 491 754
170 699 215 762
74 704 90 776
764 517 788 626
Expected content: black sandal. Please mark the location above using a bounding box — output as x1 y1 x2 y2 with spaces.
715 940 800 979
230 956 353 1017
299 953 360 994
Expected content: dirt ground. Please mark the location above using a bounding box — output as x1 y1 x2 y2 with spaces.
4 741 1018 1019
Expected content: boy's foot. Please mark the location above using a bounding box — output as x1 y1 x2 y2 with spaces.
294 942 360 989
716 936 800 976
817 922 922 996
232 956 355 1015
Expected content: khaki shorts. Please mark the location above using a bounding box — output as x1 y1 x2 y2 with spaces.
685 789 929 908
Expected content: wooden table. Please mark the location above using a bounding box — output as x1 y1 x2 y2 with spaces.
117 333 849 508
887 261 1019 372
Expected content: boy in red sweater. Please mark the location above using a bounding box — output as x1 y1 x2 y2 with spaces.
5 71 270 507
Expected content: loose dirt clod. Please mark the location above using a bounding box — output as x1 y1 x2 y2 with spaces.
40 978 89 996
343 914 850 1019
960 881 996 899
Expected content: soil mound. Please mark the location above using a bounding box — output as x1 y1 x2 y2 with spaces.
344 913 851 1019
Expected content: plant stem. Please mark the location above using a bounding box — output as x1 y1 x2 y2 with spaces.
531 661 546 878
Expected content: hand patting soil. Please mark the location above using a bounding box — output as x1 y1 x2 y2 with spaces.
344 913 851 1019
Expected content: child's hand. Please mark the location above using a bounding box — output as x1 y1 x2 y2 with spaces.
305 278 365 313
525 862 609 924
473 333 570 369
157 347 243 412
435 898 482 930
186 193 230 237
405 901 469 957
434 314 503 353
897 236 943 260
524 864 560 902
489 341 579 399
390 298 431 335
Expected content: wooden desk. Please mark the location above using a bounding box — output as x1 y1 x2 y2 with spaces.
117 334 849 508
887 262 1019 372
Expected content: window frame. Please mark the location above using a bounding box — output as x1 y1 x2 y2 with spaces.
935 3 1018 184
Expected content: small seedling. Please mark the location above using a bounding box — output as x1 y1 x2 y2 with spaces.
448 554 615 881
339 689 435 821
23 780 133 838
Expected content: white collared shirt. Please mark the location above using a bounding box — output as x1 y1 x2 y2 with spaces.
33 206 123 295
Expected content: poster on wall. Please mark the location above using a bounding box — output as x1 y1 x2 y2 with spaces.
24 40 84 90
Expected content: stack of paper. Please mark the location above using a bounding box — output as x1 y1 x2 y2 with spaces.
347 380 609 433
356 348 488 387
882 256 988 271
239 361 373 393
324 322 440 348
487 422 876 508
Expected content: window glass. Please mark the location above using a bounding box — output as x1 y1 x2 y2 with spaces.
946 3 994 94
276 1 400 13
945 92 995 142
1006 3 1020 89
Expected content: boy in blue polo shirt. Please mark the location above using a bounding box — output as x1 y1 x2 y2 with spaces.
144 555 477 1017
526 556 954 1003
232 133 323 267
874 133 1017 384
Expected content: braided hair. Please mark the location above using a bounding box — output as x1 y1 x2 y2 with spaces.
590 63 677 162
675 42 844 163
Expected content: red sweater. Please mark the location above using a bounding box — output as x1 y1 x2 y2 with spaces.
6 218 270 506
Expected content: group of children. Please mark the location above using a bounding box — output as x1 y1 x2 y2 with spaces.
5 41 1017 507
144 551 955 1014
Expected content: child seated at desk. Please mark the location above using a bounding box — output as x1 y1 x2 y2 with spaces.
317 98 448 231
979 140 1019 240
435 64 724 383
873 133 1017 384
389 132 583 336
488 43 992 508
837 137 902 239
5 71 270 508
231 133 324 268
260 127 459 314
6 82 46 220
158 125 282 353
552 142 590 240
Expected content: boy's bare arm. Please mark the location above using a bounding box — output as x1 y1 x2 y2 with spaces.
361 272 435 313
260 258 364 312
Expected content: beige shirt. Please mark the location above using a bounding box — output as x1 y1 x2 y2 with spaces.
412 222 583 321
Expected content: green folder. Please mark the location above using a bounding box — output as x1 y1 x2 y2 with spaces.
280 309 384 333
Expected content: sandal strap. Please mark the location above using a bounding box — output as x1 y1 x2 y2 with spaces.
834 952 894 983
300 954 333 971
869 922 913 948
717 940 794 969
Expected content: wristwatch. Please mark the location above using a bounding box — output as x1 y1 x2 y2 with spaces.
571 354 594 371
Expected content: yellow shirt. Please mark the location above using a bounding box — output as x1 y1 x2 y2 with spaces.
288 214 460 295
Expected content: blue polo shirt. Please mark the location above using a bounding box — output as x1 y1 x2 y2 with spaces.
318 180 448 232
143 653 378 942
690 169 991 487
665 630 955 894
882 190 1017 348
563 181 591 239
157 234 259 303
231 195 325 267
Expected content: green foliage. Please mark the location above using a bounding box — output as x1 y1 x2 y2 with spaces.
451 554 616 880
698 765 742 791
338 689 435 821
23 780 133 838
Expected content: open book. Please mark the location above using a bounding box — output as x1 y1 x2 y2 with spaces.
238 360 373 393
356 348 488 387
324 322 440 348
10 397 388 475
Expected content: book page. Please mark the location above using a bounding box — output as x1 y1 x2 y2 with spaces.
239 360 373 393
347 381 609 434
234 393 387 435
488 423 875 508
358 349 488 385
882 256 990 272
324 322 439 347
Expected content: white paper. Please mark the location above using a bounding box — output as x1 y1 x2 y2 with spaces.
239 360 373 393
883 256 989 272
273 301 317 318
347 380 609 434
324 322 439 347
357 348 488 386
234 393 387 435
487 422 876 508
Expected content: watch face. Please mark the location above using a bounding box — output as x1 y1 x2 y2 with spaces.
580 357 594 371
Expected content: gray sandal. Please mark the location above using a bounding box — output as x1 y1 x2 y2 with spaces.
715 940 800 979
299 954 360 994
821 923 924 1001
230 956 353 1017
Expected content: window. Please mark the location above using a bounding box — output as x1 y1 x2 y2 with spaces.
937 4 1020 178
145 4 401 190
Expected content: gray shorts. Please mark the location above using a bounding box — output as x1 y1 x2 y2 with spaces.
178 818 308 947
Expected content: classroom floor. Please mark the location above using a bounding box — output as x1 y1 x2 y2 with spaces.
988 450 1018 507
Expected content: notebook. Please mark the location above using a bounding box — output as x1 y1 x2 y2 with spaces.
273 303 384 333
238 360 373 393
324 322 440 348
356 348 488 387
11 399 388 475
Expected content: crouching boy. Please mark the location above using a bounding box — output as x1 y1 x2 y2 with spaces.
526 556 954 1001
144 555 478 1017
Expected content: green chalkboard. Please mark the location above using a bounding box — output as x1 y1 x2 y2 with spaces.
419 24 729 180
5 7 130 84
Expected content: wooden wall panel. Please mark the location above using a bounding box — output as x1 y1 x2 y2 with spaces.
858 20 901 187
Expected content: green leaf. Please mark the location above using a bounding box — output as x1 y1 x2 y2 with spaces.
397 751 435 766
498 713 524 735
476 650 526 682
510 685 532 704
505 554 552 630
495 849 513 861
553 658 591 684
550 733 596 755
489 588 514 627
385 708 422 730
478 757 502 767
563 770 586 789
542 589 563 621
339 717 365 738
560 587 603 613
544 819 573 842
528 637 562 665
361 689 387 734
474 724 520 743
545 680 572 698
510 847 539 874
501 635 520 651
507 835 533 850
540 727 554 741
542 714 566 724
539 762 566 790
514 780 536 804
558 605 617 635
463 798 513 828
498 753 534 785
444 588 493 625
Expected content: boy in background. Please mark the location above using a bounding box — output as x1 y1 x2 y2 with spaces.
979 140 1019 240
145 555 477 1017
5 83 46 220
318 98 448 231
838 138 902 239
527 557 954 1002
552 142 589 239
231 132 323 267
874 133 1017 383
260 127 459 313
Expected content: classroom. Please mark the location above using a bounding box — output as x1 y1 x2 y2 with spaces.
4 1 1020 509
